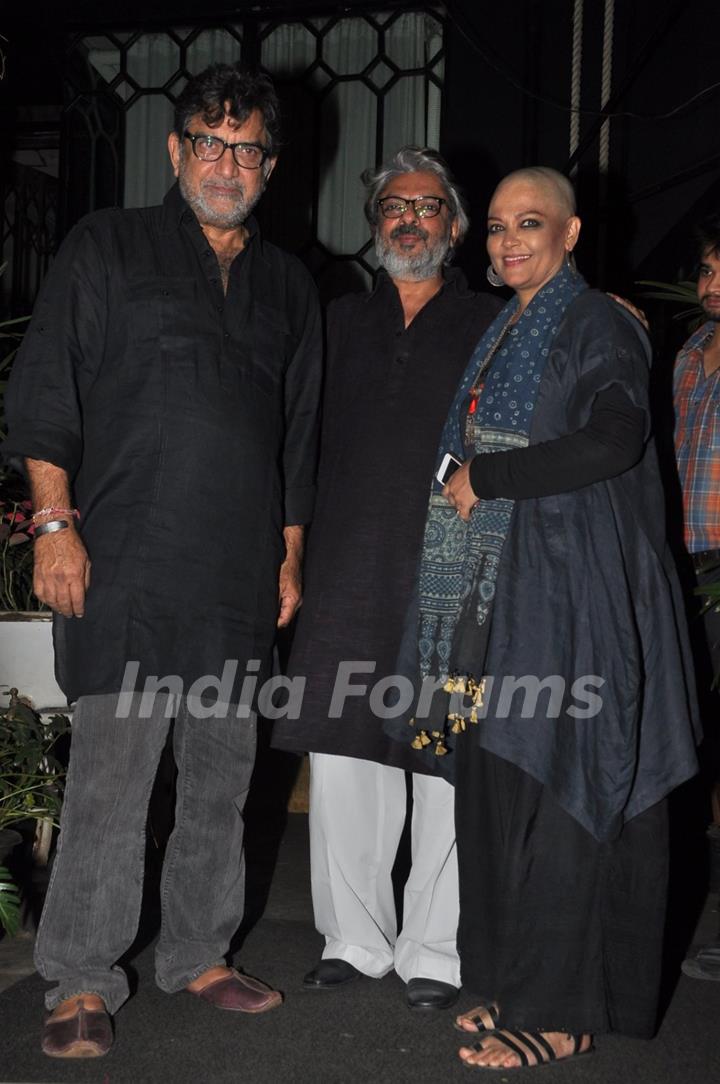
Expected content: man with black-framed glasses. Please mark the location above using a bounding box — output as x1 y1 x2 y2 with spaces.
272 146 501 1010
4 61 322 1057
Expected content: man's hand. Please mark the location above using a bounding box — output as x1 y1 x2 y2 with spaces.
608 293 649 332
25 458 89 616
277 524 305 627
33 528 91 618
443 460 478 522
277 557 302 628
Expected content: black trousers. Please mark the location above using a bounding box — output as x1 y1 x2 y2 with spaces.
455 743 668 1038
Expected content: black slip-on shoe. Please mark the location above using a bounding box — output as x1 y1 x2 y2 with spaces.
406 977 459 1010
302 958 362 989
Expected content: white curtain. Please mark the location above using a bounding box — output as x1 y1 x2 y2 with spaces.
261 13 443 259
89 29 243 209
87 14 443 259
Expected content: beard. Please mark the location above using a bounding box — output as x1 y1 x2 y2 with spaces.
178 158 265 229
701 297 720 323
375 222 452 281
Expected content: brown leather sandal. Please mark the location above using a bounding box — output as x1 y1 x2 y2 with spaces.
188 968 282 1013
41 997 113 1058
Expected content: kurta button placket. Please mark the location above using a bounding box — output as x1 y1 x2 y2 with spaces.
270 267 504 772
3 183 323 706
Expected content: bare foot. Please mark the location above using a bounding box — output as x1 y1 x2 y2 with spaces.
47 994 106 1021
455 1003 500 1033
459 1030 593 1069
186 965 234 993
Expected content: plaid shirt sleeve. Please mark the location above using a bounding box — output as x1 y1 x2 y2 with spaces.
674 322 720 551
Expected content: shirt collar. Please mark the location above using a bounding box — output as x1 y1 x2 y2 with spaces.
679 320 716 360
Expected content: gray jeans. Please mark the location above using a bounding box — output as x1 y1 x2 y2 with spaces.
34 693 257 1013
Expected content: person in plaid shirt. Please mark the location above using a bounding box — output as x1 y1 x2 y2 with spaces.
674 212 720 981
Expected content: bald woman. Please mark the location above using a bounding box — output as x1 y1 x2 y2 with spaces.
397 167 699 1069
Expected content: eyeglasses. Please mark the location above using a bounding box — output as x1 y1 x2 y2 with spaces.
377 196 447 219
183 130 270 170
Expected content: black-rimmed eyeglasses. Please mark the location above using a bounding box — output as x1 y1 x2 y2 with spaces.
377 196 447 219
183 130 270 170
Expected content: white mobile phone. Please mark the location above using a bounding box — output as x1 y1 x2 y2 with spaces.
436 452 463 486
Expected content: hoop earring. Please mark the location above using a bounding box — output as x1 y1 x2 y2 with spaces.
566 250 577 274
486 264 504 288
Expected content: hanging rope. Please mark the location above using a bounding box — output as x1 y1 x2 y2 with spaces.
569 0 584 175
599 0 615 174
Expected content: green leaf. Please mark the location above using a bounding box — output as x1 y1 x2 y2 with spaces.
635 280 704 325
0 864 21 936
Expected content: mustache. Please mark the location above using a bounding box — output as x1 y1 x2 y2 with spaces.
200 178 246 196
390 222 429 241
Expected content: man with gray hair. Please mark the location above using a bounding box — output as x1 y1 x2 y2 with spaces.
5 62 322 1056
272 147 500 1008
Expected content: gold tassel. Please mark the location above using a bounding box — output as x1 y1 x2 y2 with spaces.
443 675 468 695
411 729 432 749
449 713 467 734
435 739 448 756
473 678 486 706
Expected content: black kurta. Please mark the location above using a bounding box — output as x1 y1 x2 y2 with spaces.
271 270 500 771
4 185 322 703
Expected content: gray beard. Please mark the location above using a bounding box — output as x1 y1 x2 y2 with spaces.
375 230 450 282
178 161 263 229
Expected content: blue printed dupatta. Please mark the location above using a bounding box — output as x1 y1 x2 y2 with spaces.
399 264 587 760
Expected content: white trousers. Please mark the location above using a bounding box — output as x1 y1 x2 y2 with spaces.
308 753 460 985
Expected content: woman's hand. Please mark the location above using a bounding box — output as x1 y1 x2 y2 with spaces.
442 460 479 521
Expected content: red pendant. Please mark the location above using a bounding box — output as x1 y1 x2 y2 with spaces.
468 383 484 415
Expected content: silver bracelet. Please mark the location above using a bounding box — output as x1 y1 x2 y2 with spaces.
34 519 69 538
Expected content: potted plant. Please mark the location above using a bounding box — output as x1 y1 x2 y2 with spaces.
0 469 66 708
0 474 37 612
635 279 703 328
0 688 69 935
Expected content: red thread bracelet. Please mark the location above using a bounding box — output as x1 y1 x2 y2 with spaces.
32 507 80 523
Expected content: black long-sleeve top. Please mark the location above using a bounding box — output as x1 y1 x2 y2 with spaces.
469 383 645 500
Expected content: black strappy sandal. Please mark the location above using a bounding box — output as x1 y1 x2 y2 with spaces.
460 1029 594 1071
454 1003 501 1034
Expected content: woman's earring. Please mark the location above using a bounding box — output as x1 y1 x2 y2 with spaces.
486 264 504 287
566 250 577 274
